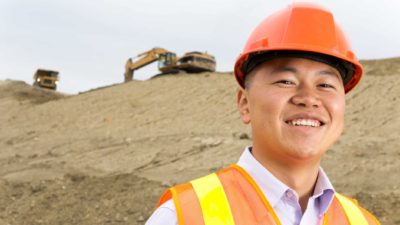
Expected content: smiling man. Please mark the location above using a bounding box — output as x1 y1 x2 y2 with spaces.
146 3 380 225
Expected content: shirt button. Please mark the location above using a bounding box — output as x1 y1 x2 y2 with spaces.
285 190 293 199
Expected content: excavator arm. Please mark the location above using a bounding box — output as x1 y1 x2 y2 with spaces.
124 47 172 82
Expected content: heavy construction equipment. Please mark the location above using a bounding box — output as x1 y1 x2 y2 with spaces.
173 51 216 73
124 47 216 82
33 69 59 90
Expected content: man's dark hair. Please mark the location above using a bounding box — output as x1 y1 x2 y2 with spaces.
242 50 355 89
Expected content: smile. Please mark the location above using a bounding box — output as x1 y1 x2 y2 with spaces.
286 119 323 127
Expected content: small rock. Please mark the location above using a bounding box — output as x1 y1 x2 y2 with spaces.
115 213 123 222
201 138 222 147
161 181 172 187
238 133 250 140
124 137 132 144
137 215 145 222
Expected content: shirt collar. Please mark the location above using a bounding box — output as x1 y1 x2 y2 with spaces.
237 147 289 207
236 146 335 214
312 167 335 216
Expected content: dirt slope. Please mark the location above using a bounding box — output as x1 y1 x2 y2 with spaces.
0 59 399 224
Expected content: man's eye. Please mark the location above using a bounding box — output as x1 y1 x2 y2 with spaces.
275 80 294 85
318 83 335 89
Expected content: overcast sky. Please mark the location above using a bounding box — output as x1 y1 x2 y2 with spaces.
1 0 400 94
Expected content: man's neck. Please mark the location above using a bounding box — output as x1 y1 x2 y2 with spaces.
251 148 320 213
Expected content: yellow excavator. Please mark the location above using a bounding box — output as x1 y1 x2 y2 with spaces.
124 47 216 82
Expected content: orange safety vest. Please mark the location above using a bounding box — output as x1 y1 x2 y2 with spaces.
158 164 380 225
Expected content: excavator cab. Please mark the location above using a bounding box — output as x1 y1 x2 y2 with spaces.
158 52 177 70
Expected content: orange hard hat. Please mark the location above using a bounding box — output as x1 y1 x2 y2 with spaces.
234 2 363 93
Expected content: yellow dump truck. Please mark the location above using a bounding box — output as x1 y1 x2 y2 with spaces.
33 69 59 90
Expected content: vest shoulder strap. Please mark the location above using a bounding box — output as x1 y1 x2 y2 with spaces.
324 193 381 225
158 165 279 225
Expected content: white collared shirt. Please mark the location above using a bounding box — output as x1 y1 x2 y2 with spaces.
145 147 335 225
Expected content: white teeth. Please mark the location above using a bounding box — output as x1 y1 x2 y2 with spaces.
288 119 321 127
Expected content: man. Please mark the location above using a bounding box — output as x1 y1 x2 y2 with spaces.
146 2 380 225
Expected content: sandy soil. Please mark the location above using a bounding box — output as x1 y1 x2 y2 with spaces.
0 58 399 224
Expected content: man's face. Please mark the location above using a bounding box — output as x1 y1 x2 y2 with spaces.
237 57 345 163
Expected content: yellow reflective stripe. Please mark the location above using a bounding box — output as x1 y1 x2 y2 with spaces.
335 193 369 225
190 173 235 225
170 187 185 225
322 215 328 225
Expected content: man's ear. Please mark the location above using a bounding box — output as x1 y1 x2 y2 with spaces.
237 88 251 124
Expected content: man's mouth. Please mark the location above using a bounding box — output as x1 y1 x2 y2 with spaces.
285 119 323 127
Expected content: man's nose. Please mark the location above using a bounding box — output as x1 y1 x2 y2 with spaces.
291 85 322 108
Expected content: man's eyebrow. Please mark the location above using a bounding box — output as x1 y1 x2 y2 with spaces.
318 69 341 79
271 66 297 74
270 66 342 80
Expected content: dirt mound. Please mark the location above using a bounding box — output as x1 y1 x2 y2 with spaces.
0 173 164 225
361 57 400 75
0 80 66 104
0 57 399 225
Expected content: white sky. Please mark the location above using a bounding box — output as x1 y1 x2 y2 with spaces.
1 0 400 94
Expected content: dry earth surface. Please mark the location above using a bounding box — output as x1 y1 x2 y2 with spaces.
0 58 399 225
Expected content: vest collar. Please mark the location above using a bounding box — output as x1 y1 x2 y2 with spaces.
237 146 335 215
